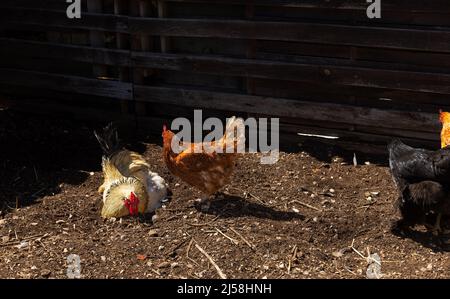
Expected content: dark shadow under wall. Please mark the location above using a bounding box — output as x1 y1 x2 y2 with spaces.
0 107 397 214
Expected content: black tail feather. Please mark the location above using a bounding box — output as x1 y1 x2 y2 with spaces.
94 123 121 157
387 139 411 158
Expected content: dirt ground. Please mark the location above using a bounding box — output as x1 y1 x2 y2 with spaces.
0 110 449 279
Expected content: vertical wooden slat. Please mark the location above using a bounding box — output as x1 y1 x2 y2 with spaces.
71 2 88 48
71 33 88 45
46 32 61 43
114 0 130 114
139 1 152 52
87 0 108 78
158 0 170 53
245 3 256 123
349 47 358 111
129 0 152 116
245 4 256 95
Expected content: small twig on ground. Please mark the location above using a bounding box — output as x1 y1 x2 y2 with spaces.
287 260 291 275
355 228 371 237
151 269 161 276
165 238 189 256
318 192 335 198
0 233 49 247
164 208 188 212
195 243 227 279
37 239 47 250
186 238 193 257
165 213 183 222
187 214 221 227
290 200 322 212
228 187 265 205
246 192 266 205
229 227 256 251
24 233 50 241
357 201 378 210
186 238 199 266
215 228 239 245
350 239 381 266
287 245 297 274
227 186 245 195
344 266 358 276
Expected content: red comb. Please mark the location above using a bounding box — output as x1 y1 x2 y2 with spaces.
129 192 137 201
124 192 139 216
163 124 167 132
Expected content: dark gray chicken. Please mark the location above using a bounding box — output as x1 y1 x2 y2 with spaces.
388 139 450 234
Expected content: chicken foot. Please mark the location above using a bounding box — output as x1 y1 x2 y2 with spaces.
194 195 217 212
432 213 443 236
424 213 443 235
194 198 207 211
194 197 208 204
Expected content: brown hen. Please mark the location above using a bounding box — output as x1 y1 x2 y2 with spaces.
162 117 245 202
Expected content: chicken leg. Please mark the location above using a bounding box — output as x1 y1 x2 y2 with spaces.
194 194 216 212
432 213 443 236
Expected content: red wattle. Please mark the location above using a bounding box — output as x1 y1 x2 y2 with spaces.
126 192 139 216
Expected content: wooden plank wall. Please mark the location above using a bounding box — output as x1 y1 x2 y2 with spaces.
1 0 450 153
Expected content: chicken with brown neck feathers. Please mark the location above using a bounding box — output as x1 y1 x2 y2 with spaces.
162 117 245 203
95 124 168 218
